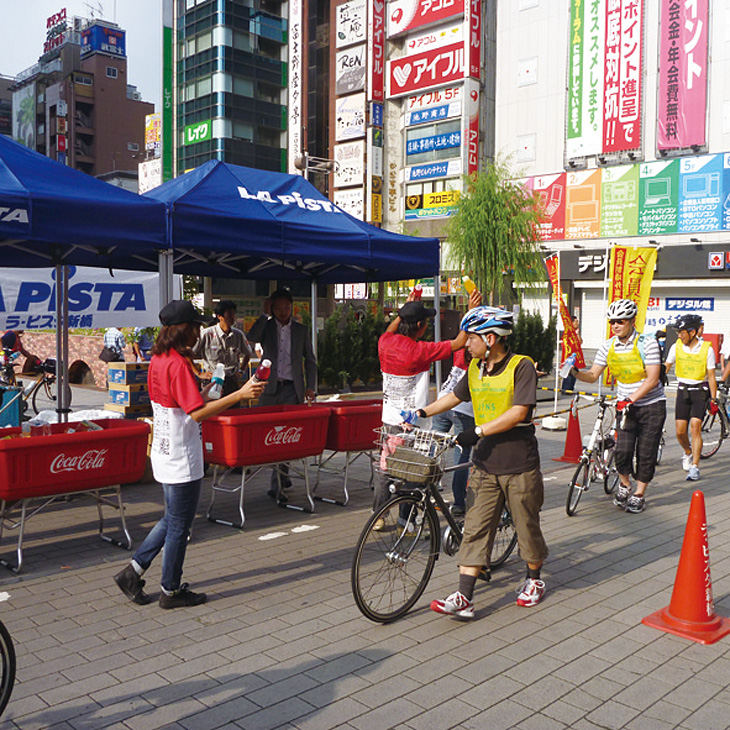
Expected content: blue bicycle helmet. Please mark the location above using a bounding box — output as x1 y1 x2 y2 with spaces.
460 306 514 337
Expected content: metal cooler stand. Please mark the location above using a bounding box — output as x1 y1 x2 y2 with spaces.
202 405 330 528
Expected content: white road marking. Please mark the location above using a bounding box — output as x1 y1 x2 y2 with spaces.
258 532 289 541
291 525 320 533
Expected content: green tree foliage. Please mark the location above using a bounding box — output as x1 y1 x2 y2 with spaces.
317 305 387 389
508 311 557 374
447 160 546 304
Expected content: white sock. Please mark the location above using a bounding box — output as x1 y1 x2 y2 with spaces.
131 560 144 576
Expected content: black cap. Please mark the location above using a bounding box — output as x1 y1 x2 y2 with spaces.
398 301 437 323
159 300 216 327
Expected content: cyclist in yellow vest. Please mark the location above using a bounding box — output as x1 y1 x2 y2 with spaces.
409 305 548 618
572 299 666 513
664 314 717 481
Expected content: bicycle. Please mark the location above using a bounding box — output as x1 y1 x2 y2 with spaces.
351 426 518 623
701 385 729 459
0 355 66 416
565 395 618 516
0 593 16 716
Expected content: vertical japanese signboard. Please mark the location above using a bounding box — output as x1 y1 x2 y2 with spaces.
545 254 585 368
603 0 642 152
368 0 385 102
638 160 679 235
657 0 708 151
162 0 173 181
566 0 643 159
288 0 303 173
600 165 638 237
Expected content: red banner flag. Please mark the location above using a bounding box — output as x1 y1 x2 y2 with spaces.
545 254 585 369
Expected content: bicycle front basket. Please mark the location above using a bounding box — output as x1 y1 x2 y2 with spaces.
386 446 442 483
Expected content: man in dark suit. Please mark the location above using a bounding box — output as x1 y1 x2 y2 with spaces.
247 288 318 499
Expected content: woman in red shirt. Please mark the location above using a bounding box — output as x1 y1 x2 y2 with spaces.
114 300 264 609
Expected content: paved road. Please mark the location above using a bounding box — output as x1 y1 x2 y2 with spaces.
2 390 730 729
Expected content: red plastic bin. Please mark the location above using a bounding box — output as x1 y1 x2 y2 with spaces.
311 399 382 451
0 419 150 500
202 405 330 468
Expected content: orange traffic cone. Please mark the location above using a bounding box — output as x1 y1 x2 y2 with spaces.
553 402 582 464
642 490 730 645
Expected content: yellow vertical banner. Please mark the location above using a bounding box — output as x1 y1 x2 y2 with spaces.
608 245 658 333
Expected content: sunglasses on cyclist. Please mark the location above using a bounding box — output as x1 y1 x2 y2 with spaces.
609 319 628 325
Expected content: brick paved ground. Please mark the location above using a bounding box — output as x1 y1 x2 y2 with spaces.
2 388 730 729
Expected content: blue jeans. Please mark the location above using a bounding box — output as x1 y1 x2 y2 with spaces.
133 479 201 592
432 410 474 509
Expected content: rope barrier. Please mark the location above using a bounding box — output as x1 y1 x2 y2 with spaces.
534 400 602 420
538 386 617 399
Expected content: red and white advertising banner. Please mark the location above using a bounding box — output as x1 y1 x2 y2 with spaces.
387 42 465 98
368 0 385 102
656 0 708 150
544 254 585 368
532 172 566 241
603 0 642 152
406 23 462 55
463 78 479 175
465 0 480 79
387 0 464 38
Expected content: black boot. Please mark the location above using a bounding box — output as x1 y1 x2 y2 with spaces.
114 564 151 605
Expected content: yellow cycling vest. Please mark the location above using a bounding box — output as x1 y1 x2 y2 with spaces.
606 337 646 384
468 354 532 424
675 339 710 381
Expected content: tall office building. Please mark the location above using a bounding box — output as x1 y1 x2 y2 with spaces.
10 11 151 176
173 0 289 174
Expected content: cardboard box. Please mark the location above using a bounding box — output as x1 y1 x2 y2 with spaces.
108 362 149 385
108 384 151 406
104 403 152 417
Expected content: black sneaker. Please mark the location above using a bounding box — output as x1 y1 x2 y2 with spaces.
450 504 466 516
267 489 288 504
159 583 207 609
114 564 151 605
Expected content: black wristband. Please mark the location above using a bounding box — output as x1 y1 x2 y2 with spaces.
416 408 427 418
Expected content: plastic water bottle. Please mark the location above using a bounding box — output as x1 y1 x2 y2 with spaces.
462 275 477 294
208 363 226 399
252 359 272 384
412 284 423 301
560 353 577 379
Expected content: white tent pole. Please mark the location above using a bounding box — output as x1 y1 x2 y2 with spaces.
62 266 70 422
310 280 317 363
554 251 560 414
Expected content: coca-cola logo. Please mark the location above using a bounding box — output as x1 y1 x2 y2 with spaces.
50 449 108 474
264 426 303 447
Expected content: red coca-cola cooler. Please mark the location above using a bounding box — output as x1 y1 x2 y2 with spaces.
202 405 330 527
309 399 381 505
0 419 150 572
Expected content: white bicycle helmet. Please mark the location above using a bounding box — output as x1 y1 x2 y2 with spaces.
606 299 638 321
460 306 514 337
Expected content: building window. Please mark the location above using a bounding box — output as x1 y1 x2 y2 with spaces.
106 66 118 79
405 119 461 166
74 75 93 86
127 142 140 152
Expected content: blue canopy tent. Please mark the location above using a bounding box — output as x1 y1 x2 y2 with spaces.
0 134 166 270
0 135 168 418
145 160 441 283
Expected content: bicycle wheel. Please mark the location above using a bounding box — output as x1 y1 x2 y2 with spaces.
603 448 618 494
31 377 56 415
351 494 439 623
566 461 589 516
700 411 727 459
490 507 517 568
0 620 16 717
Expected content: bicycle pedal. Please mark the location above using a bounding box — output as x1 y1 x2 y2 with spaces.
478 569 491 582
